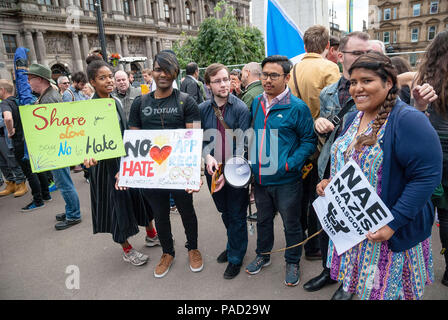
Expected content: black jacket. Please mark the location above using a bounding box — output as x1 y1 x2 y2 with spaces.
180 75 204 105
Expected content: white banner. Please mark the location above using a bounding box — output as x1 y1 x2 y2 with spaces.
312 160 394 255
118 129 203 190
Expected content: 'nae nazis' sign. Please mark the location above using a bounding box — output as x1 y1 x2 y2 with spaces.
313 160 394 255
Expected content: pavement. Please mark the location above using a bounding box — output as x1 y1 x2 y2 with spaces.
0 171 447 300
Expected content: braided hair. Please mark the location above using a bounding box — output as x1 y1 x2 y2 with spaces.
348 51 398 151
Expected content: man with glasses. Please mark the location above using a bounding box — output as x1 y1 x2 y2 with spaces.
245 55 316 287
199 63 251 279
57 76 70 95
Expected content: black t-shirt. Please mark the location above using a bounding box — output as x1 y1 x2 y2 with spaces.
0 96 24 142
128 89 200 129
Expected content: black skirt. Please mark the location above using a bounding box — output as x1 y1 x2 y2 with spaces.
88 95 152 243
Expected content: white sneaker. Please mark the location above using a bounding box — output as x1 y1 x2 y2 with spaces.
145 234 161 247
123 249 149 266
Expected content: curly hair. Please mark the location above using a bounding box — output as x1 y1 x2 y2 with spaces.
416 30 448 116
348 51 398 151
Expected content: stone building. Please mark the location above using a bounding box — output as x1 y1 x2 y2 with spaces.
368 0 448 66
0 0 250 80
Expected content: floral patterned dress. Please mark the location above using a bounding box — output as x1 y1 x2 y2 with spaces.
327 111 434 300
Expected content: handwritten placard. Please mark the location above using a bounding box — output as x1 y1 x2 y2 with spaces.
312 160 394 255
19 99 125 173
118 129 203 190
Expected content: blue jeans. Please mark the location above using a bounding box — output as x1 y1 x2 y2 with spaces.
205 172 248 265
254 180 303 264
52 167 81 220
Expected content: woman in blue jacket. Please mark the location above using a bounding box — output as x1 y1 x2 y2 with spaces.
316 52 442 300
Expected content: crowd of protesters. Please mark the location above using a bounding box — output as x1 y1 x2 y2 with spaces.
1 26 447 300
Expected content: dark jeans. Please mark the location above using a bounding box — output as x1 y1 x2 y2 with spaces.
0 137 25 184
205 171 248 265
439 208 448 270
254 180 303 264
13 141 49 204
142 188 198 257
301 160 320 255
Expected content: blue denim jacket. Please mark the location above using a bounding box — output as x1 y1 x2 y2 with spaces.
317 78 356 179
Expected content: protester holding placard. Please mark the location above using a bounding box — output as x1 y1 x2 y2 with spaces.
128 51 203 278
316 52 442 300
25 63 82 230
199 63 251 280
85 60 159 266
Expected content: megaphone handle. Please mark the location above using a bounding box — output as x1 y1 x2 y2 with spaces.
247 186 252 215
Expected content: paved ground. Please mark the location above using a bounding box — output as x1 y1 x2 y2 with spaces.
0 171 447 300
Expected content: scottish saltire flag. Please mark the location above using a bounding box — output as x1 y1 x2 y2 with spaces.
265 0 305 62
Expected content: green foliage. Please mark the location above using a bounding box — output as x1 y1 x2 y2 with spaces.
173 1 265 69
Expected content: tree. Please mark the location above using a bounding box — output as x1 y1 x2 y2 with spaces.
173 1 265 69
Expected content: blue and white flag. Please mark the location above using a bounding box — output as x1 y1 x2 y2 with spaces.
265 0 306 63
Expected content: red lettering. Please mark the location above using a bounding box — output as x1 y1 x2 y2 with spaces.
146 161 154 177
133 162 143 176
122 161 134 176
33 106 49 130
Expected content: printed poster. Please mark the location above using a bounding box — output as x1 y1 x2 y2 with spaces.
118 129 203 190
19 98 125 173
312 160 394 255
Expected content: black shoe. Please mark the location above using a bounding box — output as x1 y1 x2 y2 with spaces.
305 250 322 261
223 263 241 279
303 269 338 292
55 213 66 221
217 250 228 263
331 284 354 300
55 219 81 230
247 213 257 222
442 270 448 287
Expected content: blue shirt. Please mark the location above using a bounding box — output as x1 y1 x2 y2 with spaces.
62 86 88 102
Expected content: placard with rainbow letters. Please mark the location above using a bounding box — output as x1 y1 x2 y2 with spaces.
19 99 125 173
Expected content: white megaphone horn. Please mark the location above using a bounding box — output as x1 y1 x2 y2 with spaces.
223 156 252 188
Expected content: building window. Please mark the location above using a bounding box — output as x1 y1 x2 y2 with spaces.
376 32 380 40
123 0 130 15
410 53 417 66
393 7 397 19
393 30 398 43
378 9 382 22
413 3 421 17
164 2 170 22
428 25 437 40
3 34 17 54
185 1 191 25
384 8 391 21
383 31 390 44
84 0 95 11
430 1 438 14
38 0 52 4
411 28 419 42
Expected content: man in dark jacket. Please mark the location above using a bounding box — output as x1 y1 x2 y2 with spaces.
245 55 316 287
199 63 251 280
180 62 204 105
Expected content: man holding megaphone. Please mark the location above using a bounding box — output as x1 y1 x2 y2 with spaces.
199 63 251 280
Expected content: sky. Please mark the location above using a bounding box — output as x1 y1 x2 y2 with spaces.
329 0 369 32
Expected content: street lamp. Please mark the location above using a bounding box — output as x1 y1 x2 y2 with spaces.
94 0 108 62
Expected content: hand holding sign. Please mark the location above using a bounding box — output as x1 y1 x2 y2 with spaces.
312 160 394 255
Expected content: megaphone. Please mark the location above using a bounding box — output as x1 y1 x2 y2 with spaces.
223 156 252 188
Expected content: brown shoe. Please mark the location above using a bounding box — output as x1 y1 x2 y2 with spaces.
154 253 174 278
13 182 28 197
0 181 16 196
188 249 203 272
